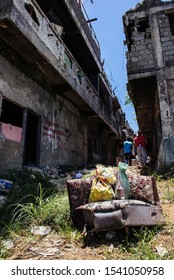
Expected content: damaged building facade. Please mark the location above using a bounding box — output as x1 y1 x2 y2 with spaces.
0 0 124 174
123 0 174 167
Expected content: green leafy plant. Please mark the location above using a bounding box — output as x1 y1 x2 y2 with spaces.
124 94 133 106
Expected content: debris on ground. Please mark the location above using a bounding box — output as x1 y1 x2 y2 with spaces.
1 162 174 260
31 226 51 236
155 245 168 257
2 239 14 250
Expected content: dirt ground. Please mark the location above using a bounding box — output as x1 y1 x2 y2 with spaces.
7 166 174 260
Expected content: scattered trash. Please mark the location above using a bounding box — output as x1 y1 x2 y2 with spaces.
0 196 7 206
31 226 51 236
29 247 61 257
74 172 83 179
105 231 116 240
2 239 14 249
0 179 13 190
108 244 114 253
30 174 36 179
155 245 168 257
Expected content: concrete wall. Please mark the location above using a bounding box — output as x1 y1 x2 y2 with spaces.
0 54 87 174
124 1 174 167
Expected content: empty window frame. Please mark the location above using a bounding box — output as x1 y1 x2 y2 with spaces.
0 99 23 142
167 13 174 36
24 3 40 26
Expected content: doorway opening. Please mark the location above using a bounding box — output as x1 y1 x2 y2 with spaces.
23 110 41 167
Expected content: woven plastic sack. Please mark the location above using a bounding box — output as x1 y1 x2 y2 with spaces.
90 176 115 202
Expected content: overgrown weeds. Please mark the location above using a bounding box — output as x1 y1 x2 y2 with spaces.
121 227 160 259
10 184 71 230
0 167 174 260
0 169 81 248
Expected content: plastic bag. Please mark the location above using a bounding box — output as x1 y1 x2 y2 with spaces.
96 165 116 185
115 162 130 199
90 176 115 202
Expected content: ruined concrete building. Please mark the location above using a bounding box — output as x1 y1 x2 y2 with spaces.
0 0 124 174
123 0 174 167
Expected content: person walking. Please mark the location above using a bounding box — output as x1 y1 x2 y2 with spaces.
123 137 133 166
134 130 147 165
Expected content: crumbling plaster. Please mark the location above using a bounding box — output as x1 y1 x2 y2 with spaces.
0 54 86 170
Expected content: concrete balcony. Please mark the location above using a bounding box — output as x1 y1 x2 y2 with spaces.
63 0 101 63
0 0 120 135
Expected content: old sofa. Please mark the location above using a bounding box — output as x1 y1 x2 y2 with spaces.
67 173 165 233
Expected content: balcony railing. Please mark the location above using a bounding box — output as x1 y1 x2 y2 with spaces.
65 0 101 61
2 0 120 135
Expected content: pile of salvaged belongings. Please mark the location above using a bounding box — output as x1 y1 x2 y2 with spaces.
67 164 165 233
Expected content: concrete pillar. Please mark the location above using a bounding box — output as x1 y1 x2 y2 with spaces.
149 13 164 68
157 79 172 137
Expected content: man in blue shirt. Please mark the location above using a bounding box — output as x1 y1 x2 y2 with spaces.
123 137 133 166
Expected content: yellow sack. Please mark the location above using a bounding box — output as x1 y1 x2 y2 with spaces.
89 176 114 202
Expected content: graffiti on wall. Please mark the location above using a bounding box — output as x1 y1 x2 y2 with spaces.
42 120 67 150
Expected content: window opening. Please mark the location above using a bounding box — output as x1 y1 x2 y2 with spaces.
137 18 151 39
125 17 150 53
167 13 174 36
0 99 23 142
24 3 40 26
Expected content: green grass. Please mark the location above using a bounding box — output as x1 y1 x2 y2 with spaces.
121 228 160 259
0 169 82 258
5 183 76 232
0 238 9 259
100 227 174 260
1 167 174 260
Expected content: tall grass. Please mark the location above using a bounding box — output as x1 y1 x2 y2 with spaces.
119 227 174 260
10 184 71 231
0 169 81 249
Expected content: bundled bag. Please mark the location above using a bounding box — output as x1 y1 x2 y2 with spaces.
90 176 115 202
96 165 116 185
115 162 130 199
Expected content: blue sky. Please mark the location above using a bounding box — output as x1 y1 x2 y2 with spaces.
83 0 141 132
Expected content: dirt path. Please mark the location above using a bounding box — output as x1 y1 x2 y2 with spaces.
7 166 174 260
7 201 173 260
